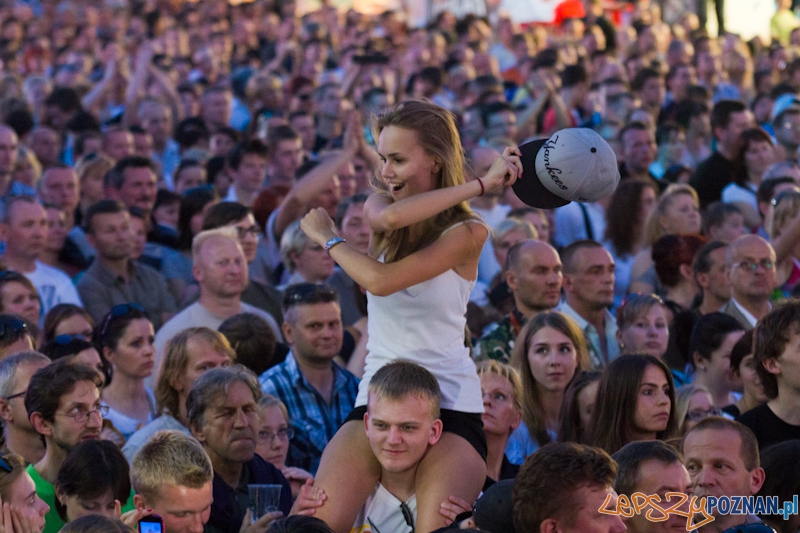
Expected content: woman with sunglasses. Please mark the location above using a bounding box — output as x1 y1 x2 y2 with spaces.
41 304 94 345
298 101 521 532
94 304 157 442
0 454 49 533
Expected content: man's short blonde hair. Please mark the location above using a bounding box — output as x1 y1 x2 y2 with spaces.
131 430 213 502
192 226 239 262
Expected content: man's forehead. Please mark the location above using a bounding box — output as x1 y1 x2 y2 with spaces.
576 246 613 266
59 380 100 405
684 428 742 459
636 459 691 492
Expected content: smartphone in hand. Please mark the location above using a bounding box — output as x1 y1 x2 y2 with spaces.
139 515 164 533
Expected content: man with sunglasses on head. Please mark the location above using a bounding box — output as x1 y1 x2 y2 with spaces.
0 351 50 464
77 200 177 331
259 283 358 474
24 359 134 533
720 235 777 330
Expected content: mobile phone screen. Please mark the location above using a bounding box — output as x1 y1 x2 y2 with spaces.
139 521 164 533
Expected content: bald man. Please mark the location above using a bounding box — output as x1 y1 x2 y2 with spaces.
475 239 563 363
720 234 776 329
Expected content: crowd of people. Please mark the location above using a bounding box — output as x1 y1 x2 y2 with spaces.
0 0 796 532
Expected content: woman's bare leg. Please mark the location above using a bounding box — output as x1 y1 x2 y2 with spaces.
311 419 381 533
415 433 486 533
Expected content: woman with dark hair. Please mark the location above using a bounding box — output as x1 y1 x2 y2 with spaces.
42 304 94 343
94 304 157 441
603 180 659 309
652 233 709 314
722 127 776 225
688 312 745 408
588 354 678 455
55 440 148 527
723 330 767 418
0 270 40 327
507 312 589 463
557 370 602 444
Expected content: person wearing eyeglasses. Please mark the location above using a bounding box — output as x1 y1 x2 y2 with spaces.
681 418 765 533
255 395 311 501
611 441 694 533
77 200 177 332
721 234 777 329
675 384 720 435
25 360 133 533
186 366 291 533
0 351 50 465
0 453 50 533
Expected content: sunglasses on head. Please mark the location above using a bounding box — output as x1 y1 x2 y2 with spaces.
99 303 145 338
0 317 26 340
53 334 88 345
0 456 12 473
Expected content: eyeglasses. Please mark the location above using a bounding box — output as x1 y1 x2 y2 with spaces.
99 303 145 338
731 259 775 272
3 390 25 401
0 317 26 340
770 189 800 207
235 225 261 239
257 427 294 442
685 407 724 422
56 405 109 423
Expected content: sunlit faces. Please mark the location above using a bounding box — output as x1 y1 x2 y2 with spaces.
87 211 133 261
480 372 521 437
234 153 267 193
659 193 701 235
736 354 767 404
565 247 616 309
695 331 743 406
37 380 103 451
494 229 531 270
73 348 106 386
0 281 40 325
709 212 746 245
377 126 439 200
2 201 47 260
9 471 49 532
116 166 157 214
506 241 563 313
44 207 68 254
683 390 714 434
255 405 290 469
527 327 579 393
170 337 232 402
229 214 260 263
632 365 672 438
193 237 248 298
365 394 442 475
683 428 765 503
193 380 259 464
282 302 343 364
727 237 777 300
338 202 370 255
618 305 669 359
624 460 693 533
135 482 213 533
2 360 49 432
104 318 155 380
763 328 800 391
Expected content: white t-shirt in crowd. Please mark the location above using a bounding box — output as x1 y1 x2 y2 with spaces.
23 261 82 318
351 484 416 533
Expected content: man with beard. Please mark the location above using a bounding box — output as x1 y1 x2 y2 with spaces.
259 283 358 474
154 228 279 377
26 360 134 533
77 200 176 330
187 365 291 532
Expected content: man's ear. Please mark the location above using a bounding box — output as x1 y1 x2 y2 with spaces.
133 494 148 511
0 398 12 423
750 466 766 495
29 412 52 437
429 419 443 446
0 223 8 242
192 263 203 284
282 322 294 346
561 273 574 293
540 517 560 533
696 272 709 290
363 411 370 434
190 424 206 445
505 269 517 292
763 356 781 376
679 263 693 281
693 352 706 371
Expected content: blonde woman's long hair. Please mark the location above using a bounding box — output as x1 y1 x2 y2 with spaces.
370 100 479 263
644 184 699 245
767 190 800 240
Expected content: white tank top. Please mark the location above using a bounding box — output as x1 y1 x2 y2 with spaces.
355 220 486 413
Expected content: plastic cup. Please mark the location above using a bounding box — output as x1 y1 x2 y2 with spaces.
248 484 282 523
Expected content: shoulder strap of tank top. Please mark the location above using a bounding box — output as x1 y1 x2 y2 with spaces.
440 217 492 236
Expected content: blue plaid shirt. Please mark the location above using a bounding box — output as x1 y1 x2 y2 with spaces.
259 352 359 474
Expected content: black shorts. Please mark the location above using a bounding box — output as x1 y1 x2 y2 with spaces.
344 406 487 461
